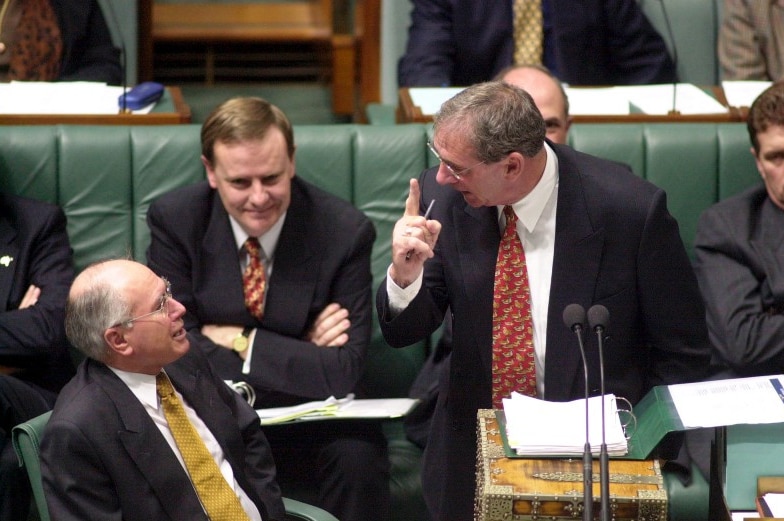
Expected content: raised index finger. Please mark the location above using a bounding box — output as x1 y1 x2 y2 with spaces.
404 178 422 217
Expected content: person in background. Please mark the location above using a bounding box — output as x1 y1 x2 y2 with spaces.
0 0 122 83
377 81 712 521
398 0 676 88
40 259 285 521
146 97 389 521
0 192 75 521
719 0 784 82
404 63 572 449
694 81 784 377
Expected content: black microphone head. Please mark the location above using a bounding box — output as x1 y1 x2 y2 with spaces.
563 303 586 331
587 304 610 331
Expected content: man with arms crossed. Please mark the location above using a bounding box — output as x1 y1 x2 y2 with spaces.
147 97 388 521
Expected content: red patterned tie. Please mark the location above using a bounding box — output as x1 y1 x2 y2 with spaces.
492 206 536 409
243 237 266 319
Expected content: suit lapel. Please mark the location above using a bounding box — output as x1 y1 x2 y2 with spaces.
751 199 784 299
91 362 207 520
0 216 19 311
544 145 605 401
454 202 499 373
263 180 318 332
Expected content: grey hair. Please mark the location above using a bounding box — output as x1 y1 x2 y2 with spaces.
433 81 546 161
65 264 132 362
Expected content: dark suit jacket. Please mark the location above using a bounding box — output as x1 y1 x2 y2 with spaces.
147 178 376 407
40 349 285 521
51 0 123 84
694 184 784 376
377 142 711 521
398 0 676 87
0 193 74 393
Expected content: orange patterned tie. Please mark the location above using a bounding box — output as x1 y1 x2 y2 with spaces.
512 0 543 66
156 372 251 521
243 237 266 319
492 206 536 409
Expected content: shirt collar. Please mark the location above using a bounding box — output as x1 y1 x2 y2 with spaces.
229 213 286 260
501 142 559 232
109 367 159 409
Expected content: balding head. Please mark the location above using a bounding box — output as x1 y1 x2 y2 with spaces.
497 65 571 144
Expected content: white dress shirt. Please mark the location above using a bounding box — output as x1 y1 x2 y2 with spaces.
387 142 559 396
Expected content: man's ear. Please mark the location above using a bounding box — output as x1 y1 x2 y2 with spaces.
104 327 133 357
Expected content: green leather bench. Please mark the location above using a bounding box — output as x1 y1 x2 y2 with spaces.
0 122 761 521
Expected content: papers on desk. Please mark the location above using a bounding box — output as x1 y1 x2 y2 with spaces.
502 392 628 457
257 394 418 425
722 80 773 108
0 81 157 114
567 84 728 116
668 375 784 429
408 84 728 117
408 87 465 116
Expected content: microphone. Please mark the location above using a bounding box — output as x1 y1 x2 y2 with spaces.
658 0 680 115
102 0 129 113
563 304 592 521
587 304 610 521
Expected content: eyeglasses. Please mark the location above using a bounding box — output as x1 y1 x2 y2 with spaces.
427 140 485 180
115 278 172 328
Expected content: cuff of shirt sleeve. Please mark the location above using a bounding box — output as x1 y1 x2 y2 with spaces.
386 264 423 314
241 328 257 374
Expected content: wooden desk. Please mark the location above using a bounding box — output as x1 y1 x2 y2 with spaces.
398 87 745 124
0 87 192 125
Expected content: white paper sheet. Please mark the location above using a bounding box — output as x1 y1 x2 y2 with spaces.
668 375 784 429
0 81 156 114
612 83 729 115
722 80 773 108
257 394 418 425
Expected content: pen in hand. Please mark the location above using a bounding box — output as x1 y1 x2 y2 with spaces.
405 199 435 261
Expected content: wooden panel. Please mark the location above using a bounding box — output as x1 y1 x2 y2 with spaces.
153 2 332 42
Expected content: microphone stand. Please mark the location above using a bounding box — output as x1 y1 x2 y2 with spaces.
589 305 611 521
563 304 592 521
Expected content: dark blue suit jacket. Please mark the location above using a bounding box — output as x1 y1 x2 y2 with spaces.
146 179 376 408
0 193 74 392
377 142 711 520
41 349 285 521
398 0 676 87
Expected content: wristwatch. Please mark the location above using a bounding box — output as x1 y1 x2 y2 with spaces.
233 327 253 352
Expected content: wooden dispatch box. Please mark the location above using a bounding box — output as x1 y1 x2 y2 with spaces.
475 409 667 520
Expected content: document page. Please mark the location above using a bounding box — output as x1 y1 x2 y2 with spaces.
257 394 418 425
0 81 156 114
668 375 784 429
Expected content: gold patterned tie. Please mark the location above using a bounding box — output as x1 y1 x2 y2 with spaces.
156 372 251 521
491 206 536 409
512 0 543 66
243 237 266 319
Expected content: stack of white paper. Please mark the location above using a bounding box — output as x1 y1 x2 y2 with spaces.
256 394 418 425
502 392 628 457
0 81 156 115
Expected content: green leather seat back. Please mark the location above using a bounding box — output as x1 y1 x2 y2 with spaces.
352 125 431 397
0 126 59 203
130 125 204 261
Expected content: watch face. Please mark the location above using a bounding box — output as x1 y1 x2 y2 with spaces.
233 336 249 352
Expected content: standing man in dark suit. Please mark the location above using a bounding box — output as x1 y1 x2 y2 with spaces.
146 97 389 521
398 0 676 88
376 81 711 521
695 81 784 377
0 192 74 521
41 259 285 521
